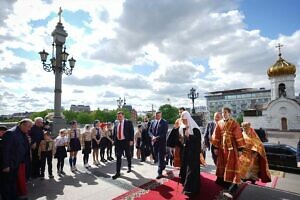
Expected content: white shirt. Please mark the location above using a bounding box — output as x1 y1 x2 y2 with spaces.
55 135 68 146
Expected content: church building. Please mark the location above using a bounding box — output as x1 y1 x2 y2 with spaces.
244 45 300 131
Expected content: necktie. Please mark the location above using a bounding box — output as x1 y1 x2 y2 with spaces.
118 121 122 140
96 128 100 139
74 129 77 138
154 121 159 135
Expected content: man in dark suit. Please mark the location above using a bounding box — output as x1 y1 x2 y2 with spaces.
140 116 152 162
0 125 8 199
2 119 33 200
29 117 44 179
112 111 134 179
149 111 168 179
204 112 221 165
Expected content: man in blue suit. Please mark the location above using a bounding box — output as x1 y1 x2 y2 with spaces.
112 111 134 179
204 112 221 165
149 111 168 179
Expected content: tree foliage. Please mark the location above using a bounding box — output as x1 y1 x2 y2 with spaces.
77 112 93 125
30 109 53 120
7 105 180 126
236 112 243 125
63 110 78 124
158 104 179 124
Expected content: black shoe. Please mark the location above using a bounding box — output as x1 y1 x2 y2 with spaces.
101 159 107 162
110 157 114 160
156 174 164 179
112 173 120 179
127 169 132 173
215 177 230 188
49 174 54 179
228 184 238 193
31 175 38 179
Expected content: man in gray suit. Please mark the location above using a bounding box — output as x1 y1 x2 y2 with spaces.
204 112 221 165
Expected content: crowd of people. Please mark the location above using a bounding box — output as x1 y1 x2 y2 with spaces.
2 107 296 199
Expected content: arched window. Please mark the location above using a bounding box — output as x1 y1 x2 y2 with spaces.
278 83 286 97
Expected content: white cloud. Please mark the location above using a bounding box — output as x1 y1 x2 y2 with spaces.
0 0 299 115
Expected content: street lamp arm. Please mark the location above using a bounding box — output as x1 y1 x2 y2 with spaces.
63 65 73 76
42 62 54 72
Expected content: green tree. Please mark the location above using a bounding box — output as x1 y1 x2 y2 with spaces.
236 112 243 125
92 109 105 122
30 109 53 120
158 104 179 124
63 110 78 124
77 112 93 125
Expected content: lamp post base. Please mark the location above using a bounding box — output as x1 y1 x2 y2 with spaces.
52 116 66 136
191 114 203 127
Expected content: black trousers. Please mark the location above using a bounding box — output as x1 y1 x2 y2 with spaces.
115 140 132 174
211 145 217 165
31 148 41 178
40 151 53 176
107 141 112 158
1 168 18 200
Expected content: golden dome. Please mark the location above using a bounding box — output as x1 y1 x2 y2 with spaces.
267 54 296 77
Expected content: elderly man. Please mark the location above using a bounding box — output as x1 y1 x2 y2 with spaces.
30 117 44 179
2 119 33 200
0 125 8 199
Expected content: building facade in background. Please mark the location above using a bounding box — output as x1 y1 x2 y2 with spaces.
205 88 271 118
70 105 91 112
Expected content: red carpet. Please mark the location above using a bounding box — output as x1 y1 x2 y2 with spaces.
113 172 223 200
113 171 278 200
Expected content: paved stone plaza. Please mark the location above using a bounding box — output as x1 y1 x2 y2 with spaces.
27 134 300 200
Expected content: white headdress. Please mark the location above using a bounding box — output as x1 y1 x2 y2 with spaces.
181 111 200 135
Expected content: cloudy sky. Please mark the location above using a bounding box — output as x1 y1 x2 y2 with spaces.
0 0 299 115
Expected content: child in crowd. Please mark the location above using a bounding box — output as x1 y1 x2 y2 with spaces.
134 124 142 159
106 122 114 161
99 123 109 163
68 120 81 172
165 147 174 166
54 129 68 176
81 125 92 168
38 132 55 180
91 120 102 165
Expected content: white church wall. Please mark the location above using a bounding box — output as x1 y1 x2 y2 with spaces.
243 116 266 129
264 98 300 130
245 98 300 130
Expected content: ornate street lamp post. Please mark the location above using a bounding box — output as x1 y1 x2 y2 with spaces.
116 97 123 109
187 88 199 114
39 8 76 134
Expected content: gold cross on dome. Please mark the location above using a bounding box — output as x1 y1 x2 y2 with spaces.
276 43 283 56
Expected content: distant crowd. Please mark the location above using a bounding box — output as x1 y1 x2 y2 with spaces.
1 107 300 200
